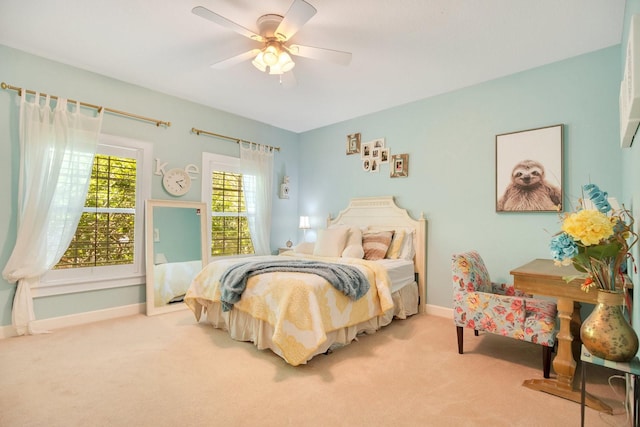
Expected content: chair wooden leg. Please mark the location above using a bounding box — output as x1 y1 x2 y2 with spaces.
457 326 464 354
542 345 552 379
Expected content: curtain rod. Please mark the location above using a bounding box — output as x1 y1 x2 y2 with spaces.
191 127 280 151
1 82 171 128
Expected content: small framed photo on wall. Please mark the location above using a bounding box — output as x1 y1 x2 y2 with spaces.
346 133 361 155
390 153 409 178
495 124 563 212
361 141 373 159
380 148 390 163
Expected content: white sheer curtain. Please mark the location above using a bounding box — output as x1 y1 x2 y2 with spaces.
2 92 103 335
239 142 274 255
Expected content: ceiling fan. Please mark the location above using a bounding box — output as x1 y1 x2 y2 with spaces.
192 0 352 77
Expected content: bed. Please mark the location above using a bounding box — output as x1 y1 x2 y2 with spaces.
184 196 427 365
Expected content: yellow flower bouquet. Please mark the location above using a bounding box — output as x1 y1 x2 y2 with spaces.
549 184 638 292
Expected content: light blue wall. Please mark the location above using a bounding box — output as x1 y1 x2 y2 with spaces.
620 0 640 338
0 45 300 325
298 46 623 310
153 207 202 263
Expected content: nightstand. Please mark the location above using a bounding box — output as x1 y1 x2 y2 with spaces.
278 247 293 255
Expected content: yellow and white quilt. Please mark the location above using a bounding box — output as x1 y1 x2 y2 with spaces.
184 253 394 366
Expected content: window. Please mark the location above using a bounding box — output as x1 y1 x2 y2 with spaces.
202 153 254 257
55 154 136 269
39 134 151 296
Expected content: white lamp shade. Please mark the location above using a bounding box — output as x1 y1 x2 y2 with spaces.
278 51 295 73
253 44 295 75
299 216 310 229
252 52 267 72
263 44 279 66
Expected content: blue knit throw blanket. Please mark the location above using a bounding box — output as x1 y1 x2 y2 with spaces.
219 259 370 311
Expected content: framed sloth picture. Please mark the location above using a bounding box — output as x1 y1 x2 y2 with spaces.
495 124 563 212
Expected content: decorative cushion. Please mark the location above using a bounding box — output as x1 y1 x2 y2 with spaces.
399 230 415 260
313 228 349 257
362 230 394 260
330 224 365 258
294 242 315 255
386 229 406 259
345 226 363 247
342 244 365 259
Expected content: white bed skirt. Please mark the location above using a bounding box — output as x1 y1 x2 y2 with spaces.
200 282 419 364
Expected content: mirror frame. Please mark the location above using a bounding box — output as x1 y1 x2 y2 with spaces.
145 199 208 316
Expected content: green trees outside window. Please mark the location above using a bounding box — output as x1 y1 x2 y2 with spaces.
55 155 137 269
211 171 254 256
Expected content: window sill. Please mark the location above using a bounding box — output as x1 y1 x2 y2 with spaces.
32 274 145 298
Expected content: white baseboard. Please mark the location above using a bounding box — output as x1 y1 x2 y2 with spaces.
425 304 453 319
0 303 145 339
0 302 451 338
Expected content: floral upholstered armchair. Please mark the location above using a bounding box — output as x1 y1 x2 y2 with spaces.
452 251 558 378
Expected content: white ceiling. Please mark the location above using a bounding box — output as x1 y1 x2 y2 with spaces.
0 0 627 133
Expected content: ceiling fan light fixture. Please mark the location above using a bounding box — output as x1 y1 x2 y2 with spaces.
252 51 267 72
262 43 280 66
267 51 295 75
278 51 295 73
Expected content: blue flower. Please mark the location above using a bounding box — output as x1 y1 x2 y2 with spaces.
549 233 579 262
583 184 611 213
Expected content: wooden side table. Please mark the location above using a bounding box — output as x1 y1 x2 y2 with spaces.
580 345 640 426
511 259 612 412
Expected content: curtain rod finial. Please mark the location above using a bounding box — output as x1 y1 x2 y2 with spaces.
1 82 7 90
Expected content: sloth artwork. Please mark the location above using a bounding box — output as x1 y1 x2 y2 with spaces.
497 159 562 211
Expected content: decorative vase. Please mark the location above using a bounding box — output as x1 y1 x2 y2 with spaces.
580 290 639 362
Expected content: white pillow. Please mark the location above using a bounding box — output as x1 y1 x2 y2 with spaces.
346 226 363 247
329 224 365 257
313 228 349 257
329 224 363 247
399 230 415 260
294 242 315 255
342 244 365 259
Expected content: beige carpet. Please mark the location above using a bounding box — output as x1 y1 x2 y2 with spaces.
0 311 633 427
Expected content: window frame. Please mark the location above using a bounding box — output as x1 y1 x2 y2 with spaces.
36 134 152 297
201 152 255 260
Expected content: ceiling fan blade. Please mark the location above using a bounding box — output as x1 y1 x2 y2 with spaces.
288 44 352 66
275 0 317 41
192 6 264 42
210 49 261 69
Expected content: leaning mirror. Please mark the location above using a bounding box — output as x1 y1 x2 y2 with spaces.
145 199 208 316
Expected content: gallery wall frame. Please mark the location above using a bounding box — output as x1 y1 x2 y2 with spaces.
346 133 361 154
390 153 409 178
495 124 563 212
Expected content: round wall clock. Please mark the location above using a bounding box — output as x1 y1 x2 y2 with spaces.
162 168 191 197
